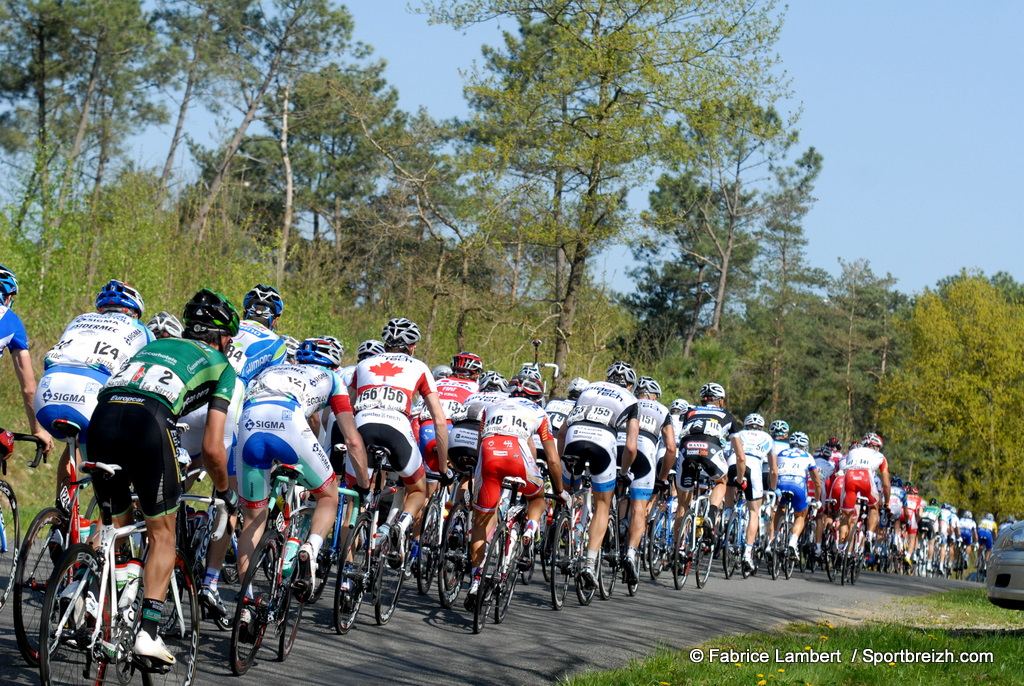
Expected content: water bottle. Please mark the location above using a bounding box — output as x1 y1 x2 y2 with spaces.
118 558 143 610
282 537 301 578
507 527 519 562
78 517 93 542
498 493 510 520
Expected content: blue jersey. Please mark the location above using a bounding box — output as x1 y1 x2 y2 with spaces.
0 303 29 357
229 320 286 385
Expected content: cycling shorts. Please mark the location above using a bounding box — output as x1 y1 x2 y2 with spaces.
88 393 181 518
418 418 452 476
960 531 974 547
238 401 335 508
824 474 843 515
727 464 763 501
472 435 544 513
449 419 481 470
977 529 993 550
628 442 656 501
905 513 918 534
919 518 935 540
353 409 423 486
840 469 878 513
35 366 108 445
562 422 618 493
778 474 811 512
676 437 727 492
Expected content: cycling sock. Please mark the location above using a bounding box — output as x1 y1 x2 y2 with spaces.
585 549 599 564
788 534 798 548
141 598 165 639
308 534 324 558
707 504 720 529
523 520 538 544
626 546 637 560
204 568 220 591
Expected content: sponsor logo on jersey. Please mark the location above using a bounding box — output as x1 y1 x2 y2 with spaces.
187 358 204 373
369 360 404 380
244 419 285 430
124 328 143 344
282 410 293 421
42 389 86 404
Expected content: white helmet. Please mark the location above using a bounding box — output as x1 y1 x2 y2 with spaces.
744 413 765 429
381 317 420 348
567 377 589 399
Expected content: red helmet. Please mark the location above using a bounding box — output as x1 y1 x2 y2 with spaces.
452 351 483 378
862 432 883 449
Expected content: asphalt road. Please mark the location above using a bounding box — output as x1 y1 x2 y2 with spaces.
0 566 976 686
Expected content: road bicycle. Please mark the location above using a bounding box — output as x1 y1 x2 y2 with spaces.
437 457 476 609
721 492 749 580
548 456 596 609
673 477 716 590
470 477 531 633
772 490 797 580
1 431 48 617
840 495 870 586
644 491 675 581
414 474 449 596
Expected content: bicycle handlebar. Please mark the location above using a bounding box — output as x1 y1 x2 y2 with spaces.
2 433 47 475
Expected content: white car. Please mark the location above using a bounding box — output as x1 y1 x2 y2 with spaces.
987 520 1024 610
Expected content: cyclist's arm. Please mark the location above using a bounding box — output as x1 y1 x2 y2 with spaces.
880 465 891 504
202 407 230 491
811 465 822 499
423 391 449 474
730 433 746 482
620 417 639 474
661 423 677 466
767 447 779 490
541 436 563 490
10 348 53 453
335 410 369 489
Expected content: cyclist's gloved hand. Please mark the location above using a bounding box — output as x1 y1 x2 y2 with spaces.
440 466 458 486
216 487 240 516
352 483 370 500
558 489 572 506
774 488 783 499
654 479 671 494
0 428 13 459
616 471 633 487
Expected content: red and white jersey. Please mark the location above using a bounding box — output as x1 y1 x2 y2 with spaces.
480 397 553 458
904 493 923 516
421 375 478 423
349 353 436 418
841 446 887 475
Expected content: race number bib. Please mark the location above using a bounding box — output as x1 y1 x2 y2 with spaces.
566 404 614 427
482 412 533 440
107 362 186 403
354 386 409 414
638 413 659 434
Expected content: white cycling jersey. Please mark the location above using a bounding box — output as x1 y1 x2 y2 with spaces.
245 363 350 417
44 312 152 375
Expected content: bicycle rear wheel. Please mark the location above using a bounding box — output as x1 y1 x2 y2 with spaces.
438 504 469 609
0 479 21 610
673 511 694 590
473 527 504 634
495 525 521 624
646 505 667 580
549 512 571 611
694 521 714 588
823 527 836 582
14 506 65 666
722 515 740 580
598 511 617 600
276 585 303 662
334 517 370 635
374 528 408 626
780 518 795 580
230 532 282 676
417 494 443 596
39 543 104 686
141 549 200 686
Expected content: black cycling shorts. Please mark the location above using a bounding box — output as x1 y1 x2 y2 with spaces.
355 421 422 484
88 393 181 518
677 438 727 492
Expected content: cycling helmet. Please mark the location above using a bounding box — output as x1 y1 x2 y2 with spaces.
699 382 726 401
357 339 385 360
281 334 300 362
789 431 809 448
519 365 543 381
322 335 344 358
382 317 420 348
296 337 344 367
432 364 453 380
0 264 18 297
606 361 637 387
1007 516 1018 524
452 351 483 378
243 284 283 317
986 513 994 520
893 476 903 487
929 498 938 506
511 373 544 400
768 420 789 437
478 370 510 393
146 311 184 339
743 413 765 429
825 436 842 450
964 511 973 519
182 288 240 337
636 376 662 398
669 398 690 414
862 432 884 449
813 445 831 459
567 377 589 400
96 279 145 316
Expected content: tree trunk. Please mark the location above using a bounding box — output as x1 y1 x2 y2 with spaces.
57 38 104 214
552 241 588 395
161 55 199 188
276 83 293 285
683 264 706 358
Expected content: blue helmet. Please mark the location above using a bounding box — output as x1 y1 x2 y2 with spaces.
296 337 343 368
243 284 283 317
96 280 145 316
0 264 18 297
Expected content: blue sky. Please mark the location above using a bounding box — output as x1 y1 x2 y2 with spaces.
341 1 1024 296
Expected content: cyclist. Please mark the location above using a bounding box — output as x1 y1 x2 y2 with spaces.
938 502 957 573
774 431 822 557
725 413 775 573
837 432 890 556
920 497 941 566
977 512 997 564
664 382 747 547
959 510 977 568
544 376 588 436
348 317 449 560
559 362 640 588
903 483 924 564
622 376 675 583
235 336 369 604
889 476 908 561
88 288 242 664
0 264 53 455
464 373 567 609
36 280 152 511
146 311 184 339
449 371 510 481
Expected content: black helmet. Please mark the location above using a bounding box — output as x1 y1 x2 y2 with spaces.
183 288 240 337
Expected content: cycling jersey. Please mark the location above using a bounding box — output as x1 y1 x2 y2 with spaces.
777 447 817 512
978 517 997 550
563 381 638 493
890 484 906 519
625 398 671 501
959 516 977 546
473 397 551 513
921 504 941 522
450 391 509 468
675 404 738 492
544 398 576 435
728 428 773 500
839 446 887 513
238 364 349 507
419 375 477 475
0 303 29 356
227 320 286 385
903 493 923 533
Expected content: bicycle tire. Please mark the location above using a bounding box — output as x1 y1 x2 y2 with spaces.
39 543 104 686
495 523 522 624
549 512 571 611
417 495 443 596
438 503 470 609
0 479 21 611
473 526 504 634
373 528 407 626
141 549 200 686
781 517 795 580
229 532 282 676
673 511 694 590
823 527 836 582
694 520 714 589
598 511 617 600
14 507 65 666
722 515 740 580
334 516 370 635
276 585 303 662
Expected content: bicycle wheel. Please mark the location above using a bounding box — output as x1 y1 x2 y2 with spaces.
276 585 303 662
473 526 504 634
229 532 282 676
673 511 694 590
438 503 469 609
549 512 571 611
39 543 104 686
417 495 443 596
648 507 671 581
694 519 714 589
0 479 21 610
141 550 200 686
822 528 836 582
333 516 369 635
722 515 741 580
374 527 408 626
14 507 65 666
495 524 521 624
598 511 617 600
781 519 795 580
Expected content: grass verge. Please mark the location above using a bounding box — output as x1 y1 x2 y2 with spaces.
563 589 1024 686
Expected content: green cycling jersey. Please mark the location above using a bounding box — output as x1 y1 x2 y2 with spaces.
922 504 941 521
100 337 236 417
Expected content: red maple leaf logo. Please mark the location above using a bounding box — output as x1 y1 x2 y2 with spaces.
370 360 404 381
